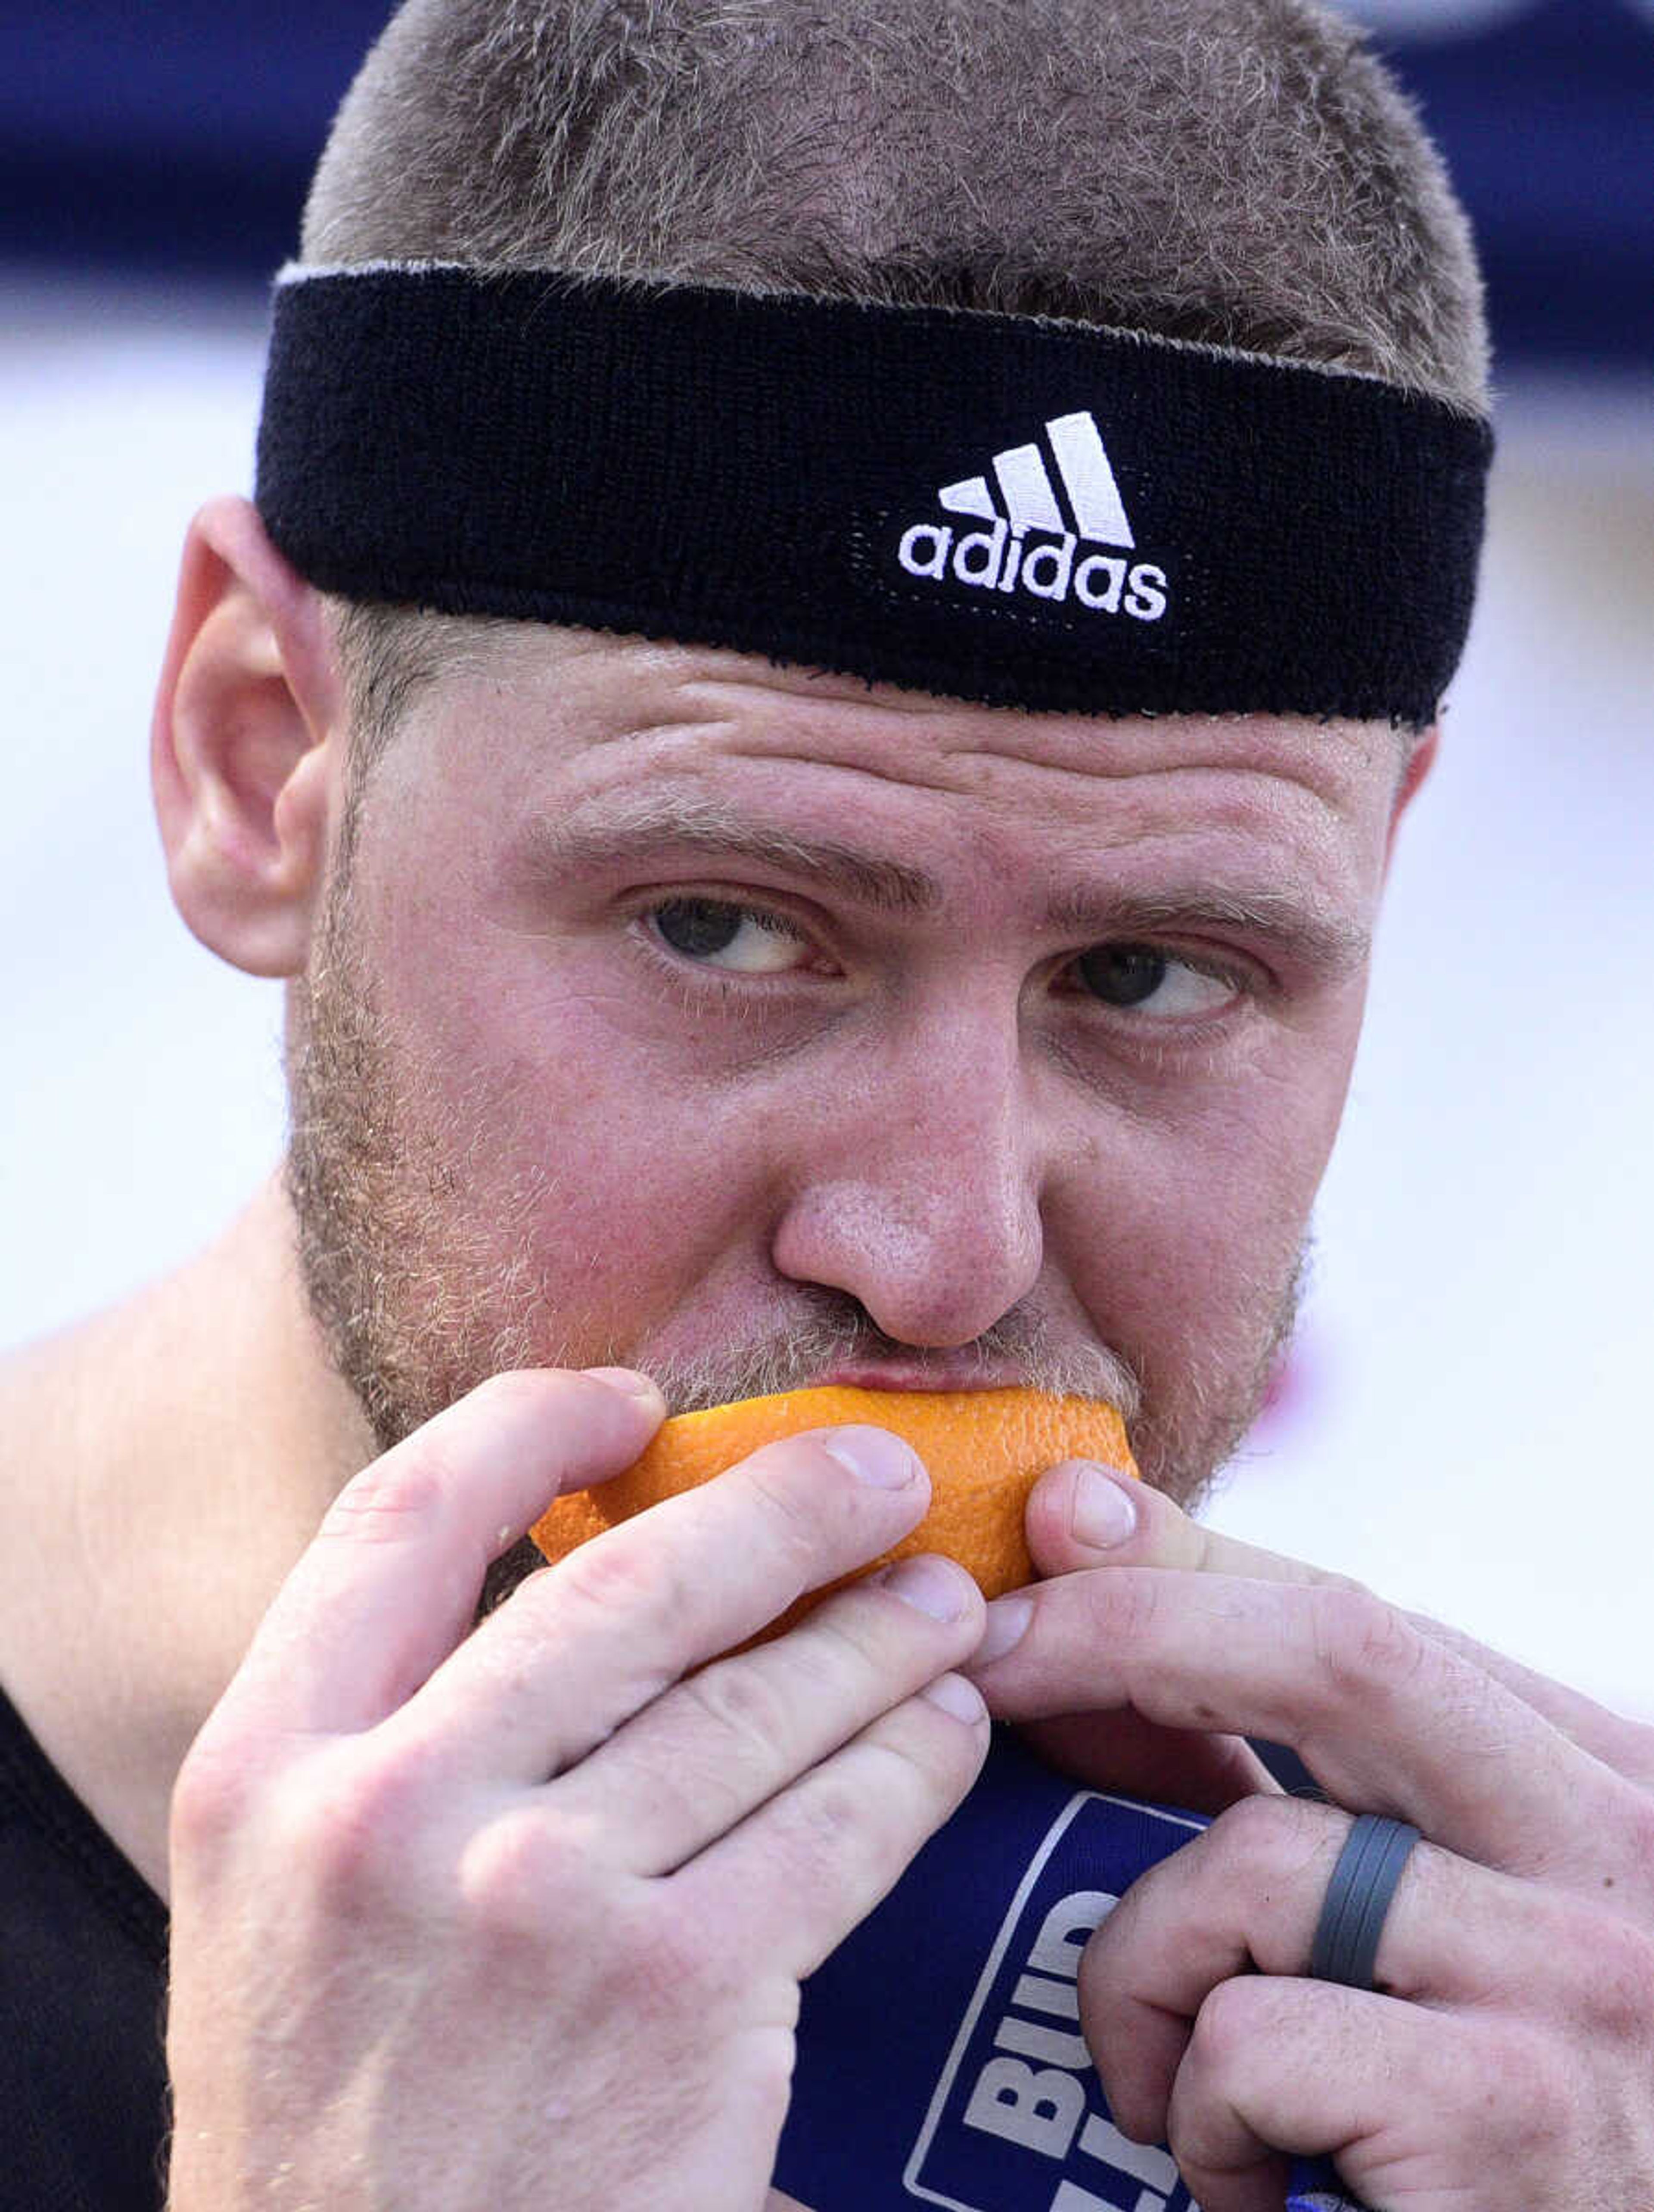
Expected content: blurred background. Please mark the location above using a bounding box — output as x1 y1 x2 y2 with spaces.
3 2 1651 1716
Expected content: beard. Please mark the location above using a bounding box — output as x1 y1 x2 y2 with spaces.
285 868 1307 1582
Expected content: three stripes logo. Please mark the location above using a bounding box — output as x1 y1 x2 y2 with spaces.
895 410 1169 623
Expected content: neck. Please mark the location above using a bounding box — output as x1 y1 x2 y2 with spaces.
0 1174 373 1899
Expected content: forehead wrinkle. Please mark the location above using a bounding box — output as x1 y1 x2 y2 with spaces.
524 789 944 915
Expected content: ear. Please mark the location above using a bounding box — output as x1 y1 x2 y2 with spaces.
151 496 346 978
1383 723 1438 878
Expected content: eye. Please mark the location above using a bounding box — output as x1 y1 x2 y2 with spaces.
1073 942 1234 1017
647 897 812 974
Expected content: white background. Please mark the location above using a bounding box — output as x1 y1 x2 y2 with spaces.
3 270 1651 1719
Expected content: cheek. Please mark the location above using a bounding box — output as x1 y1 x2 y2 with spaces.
367 909 779 1308
1058 1018 1360 1354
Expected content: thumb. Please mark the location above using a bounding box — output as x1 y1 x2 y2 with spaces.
1024 1459 1365 1592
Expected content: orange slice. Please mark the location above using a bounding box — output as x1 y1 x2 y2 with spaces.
529 1384 1135 1621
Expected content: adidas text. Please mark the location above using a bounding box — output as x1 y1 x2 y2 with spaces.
897 519 1168 621
893 409 1169 621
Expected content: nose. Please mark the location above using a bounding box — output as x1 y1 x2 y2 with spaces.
768 1006 1046 1348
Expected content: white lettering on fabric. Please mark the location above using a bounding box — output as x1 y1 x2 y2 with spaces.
893 412 1172 623
903 1787 1208 2212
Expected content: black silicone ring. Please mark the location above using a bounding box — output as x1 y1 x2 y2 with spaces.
1308 1815 1421 1991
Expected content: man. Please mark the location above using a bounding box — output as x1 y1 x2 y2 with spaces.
3 1 1651 2206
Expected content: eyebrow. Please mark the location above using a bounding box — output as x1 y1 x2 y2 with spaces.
1041 884 1371 977
526 795 1370 974
526 796 943 915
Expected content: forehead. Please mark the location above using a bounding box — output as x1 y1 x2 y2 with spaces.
367 623 1407 898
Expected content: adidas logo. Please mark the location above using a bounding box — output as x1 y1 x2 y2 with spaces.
895 410 1169 622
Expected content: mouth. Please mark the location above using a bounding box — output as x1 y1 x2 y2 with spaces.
813 1360 1044 1394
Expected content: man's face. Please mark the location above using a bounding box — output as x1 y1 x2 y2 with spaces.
287 626 1399 1510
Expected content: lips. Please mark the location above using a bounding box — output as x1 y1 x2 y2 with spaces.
813 1362 1036 1393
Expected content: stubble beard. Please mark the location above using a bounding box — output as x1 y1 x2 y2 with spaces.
285 869 1307 1555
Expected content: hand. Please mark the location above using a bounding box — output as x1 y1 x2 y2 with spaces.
165 1369 989 2212
964 1459 1654 2210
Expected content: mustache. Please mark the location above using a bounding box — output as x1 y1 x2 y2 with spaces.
636 1292 1142 1424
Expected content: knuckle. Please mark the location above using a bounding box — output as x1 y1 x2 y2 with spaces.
1618 1716 1654 1790
457 1806 593 1948
638 1899 726 1996
678 1656 797 1766
319 1446 448 1546
1185 1973 1264 2079
466 1366 561 1427
1565 1909 1654 2045
780 1737 937 1868
602 1669 797 1845
1308 1585 1428 1707
1203 1790 1283 1871
1481 2026 1575 2159
1320 1566 1370 1596
1203 1790 1321 1889
553 1523 687 1629
1076 1894 1138 2012
789 1767 867 1859
732 2021 799 2139
604 1894 740 2031
1616 1788 1654 1878
169 1731 260 1859
856 1721 967 1823
283 1743 437 1902
785 1604 905 1696
1088 1563 1168 1647
746 1452 840 1572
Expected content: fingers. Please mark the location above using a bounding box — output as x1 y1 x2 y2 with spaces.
216 1367 667 1739
1076 1786 1654 2209
1081 1795 1503 2137
969 1565 1635 1880
1156 1977 1483 2212
397 1421 939 1781
1396 1607 1654 1783
682 1669 990 1980
1025 1458 1363 1594
1029 1458 1654 1783
552 1553 986 1874
168 1387 987 2212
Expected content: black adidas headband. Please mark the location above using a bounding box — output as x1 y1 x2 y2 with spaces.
255 265 1493 727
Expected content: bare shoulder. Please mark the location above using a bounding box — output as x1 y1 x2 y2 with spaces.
0 1267 201 1511
0 1296 183 1881
0 1282 189 1675
0 1193 359 1896
0 1298 146 1452
0 1186 377 1895
0 1303 146 1593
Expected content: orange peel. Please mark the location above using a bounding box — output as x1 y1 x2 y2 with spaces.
529 1384 1135 1620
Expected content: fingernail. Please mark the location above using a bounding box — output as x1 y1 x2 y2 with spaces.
1071 1463 1138 1549
877 1554 972 1622
922 1673 987 1725
585 1366 664 1404
976 1595 1033 1664
820 1425 920 1488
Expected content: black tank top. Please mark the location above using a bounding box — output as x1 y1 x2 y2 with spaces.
0 1682 169 2210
